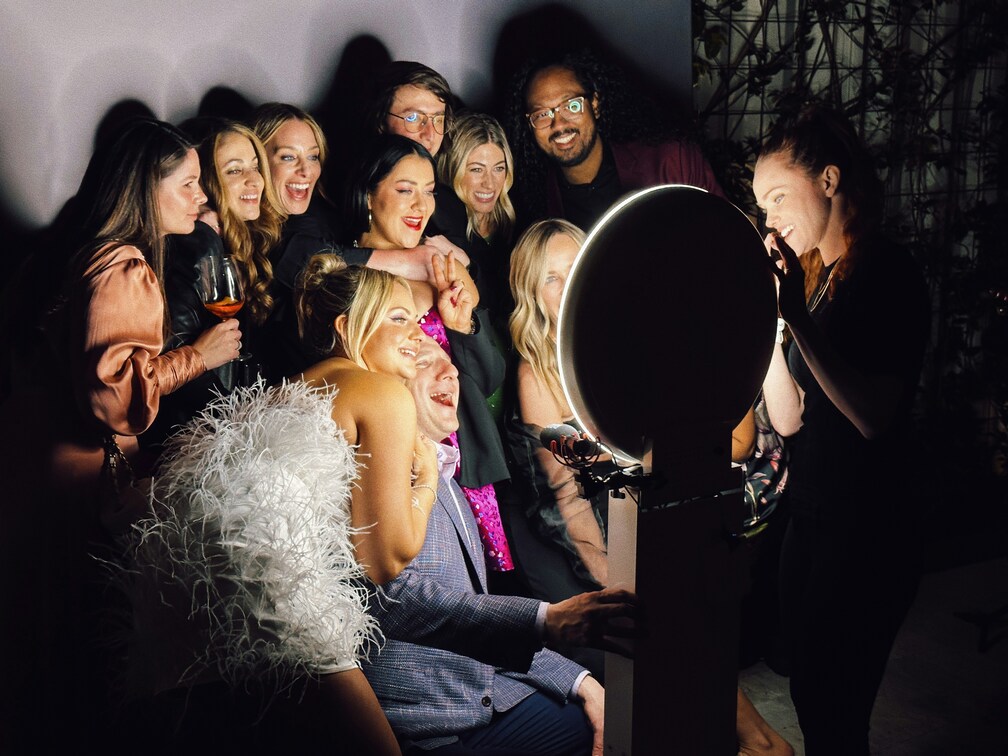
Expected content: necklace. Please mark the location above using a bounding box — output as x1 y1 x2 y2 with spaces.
809 264 838 312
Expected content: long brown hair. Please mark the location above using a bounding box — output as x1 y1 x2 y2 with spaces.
188 118 284 324
758 104 883 303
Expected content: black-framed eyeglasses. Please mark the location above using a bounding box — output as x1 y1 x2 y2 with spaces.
388 111 447 135
526 96 589 130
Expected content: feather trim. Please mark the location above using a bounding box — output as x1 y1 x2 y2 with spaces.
125 379 380 695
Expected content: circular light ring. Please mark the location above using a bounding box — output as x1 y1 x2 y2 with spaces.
557 184 777 463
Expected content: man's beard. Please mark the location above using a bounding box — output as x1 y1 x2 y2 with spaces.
551 126 599 168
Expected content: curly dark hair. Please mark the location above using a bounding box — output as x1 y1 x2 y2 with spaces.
505 48 682 222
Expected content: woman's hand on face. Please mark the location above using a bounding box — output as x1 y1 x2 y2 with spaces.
768 232 809 325
422 235 471 268
433 253 476 333
192 317 241 370
764 232 782 295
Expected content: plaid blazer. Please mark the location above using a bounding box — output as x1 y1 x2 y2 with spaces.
363 477 584 746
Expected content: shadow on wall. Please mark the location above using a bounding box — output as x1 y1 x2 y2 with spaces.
489 3 692 126
0 98 160 294
0 4 691 293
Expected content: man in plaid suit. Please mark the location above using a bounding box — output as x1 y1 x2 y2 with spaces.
363 336 636 755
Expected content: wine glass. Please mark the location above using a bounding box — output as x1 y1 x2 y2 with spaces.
197 254 249 359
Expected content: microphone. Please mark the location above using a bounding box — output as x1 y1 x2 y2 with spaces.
539 423 604 459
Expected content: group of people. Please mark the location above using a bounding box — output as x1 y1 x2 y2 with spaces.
0 46 928 756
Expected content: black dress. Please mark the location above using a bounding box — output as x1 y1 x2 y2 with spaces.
140 221 261 451
257 198 368 383
778 235 929 755
427 187 514 349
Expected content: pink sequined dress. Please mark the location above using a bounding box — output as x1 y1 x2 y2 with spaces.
419 308 513 571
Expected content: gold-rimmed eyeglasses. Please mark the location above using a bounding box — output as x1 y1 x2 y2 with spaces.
388 111 447 135
526 96 588 130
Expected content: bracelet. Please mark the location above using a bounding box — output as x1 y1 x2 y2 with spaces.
412 483 436 509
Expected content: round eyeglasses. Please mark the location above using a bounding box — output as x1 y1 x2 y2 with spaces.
388 111 447 135
526 96 588 130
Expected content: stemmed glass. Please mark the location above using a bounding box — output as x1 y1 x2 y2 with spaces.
197 254 249 360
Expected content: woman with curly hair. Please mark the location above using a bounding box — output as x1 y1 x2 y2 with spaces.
252 101 448 380
142 117 284 449
506 219 607 601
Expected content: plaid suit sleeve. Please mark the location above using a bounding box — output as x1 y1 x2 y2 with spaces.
499 648 587 702
372 563 545 672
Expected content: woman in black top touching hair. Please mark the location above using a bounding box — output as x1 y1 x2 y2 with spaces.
753 104 929 755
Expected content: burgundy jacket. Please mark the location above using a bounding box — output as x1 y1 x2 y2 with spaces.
546 139 726 218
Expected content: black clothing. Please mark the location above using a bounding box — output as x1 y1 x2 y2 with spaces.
141 221 260 451
779 235 929 754
258 199 366 383
445 308 510 489
429 188 514 349
784 239 928 518
554 143 622 232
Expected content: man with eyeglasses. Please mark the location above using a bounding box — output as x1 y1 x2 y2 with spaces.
509 50 724 232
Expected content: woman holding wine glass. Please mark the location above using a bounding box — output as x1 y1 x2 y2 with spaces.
0 117 239 752
142 117 284 450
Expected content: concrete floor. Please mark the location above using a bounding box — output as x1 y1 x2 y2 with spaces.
739 556 1008 755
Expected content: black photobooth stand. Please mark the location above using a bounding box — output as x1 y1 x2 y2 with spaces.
556 186 777 754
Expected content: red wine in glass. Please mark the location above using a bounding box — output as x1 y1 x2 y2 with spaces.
198 254 249 359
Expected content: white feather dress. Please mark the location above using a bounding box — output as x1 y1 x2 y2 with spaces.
123 380 380 696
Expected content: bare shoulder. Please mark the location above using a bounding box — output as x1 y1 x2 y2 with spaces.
516 359 563 428
298 361 415 440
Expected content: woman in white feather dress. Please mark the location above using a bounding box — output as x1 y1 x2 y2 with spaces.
127 256 442 754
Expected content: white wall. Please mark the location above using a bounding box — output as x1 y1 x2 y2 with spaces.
0 0 690 228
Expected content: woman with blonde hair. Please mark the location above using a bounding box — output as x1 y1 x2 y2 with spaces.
296 254 439 583
251 102 445 380
504 219 793 755
438 111 517 345
506 219 607 596
125 253 438 754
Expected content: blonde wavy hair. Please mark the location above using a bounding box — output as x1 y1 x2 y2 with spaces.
295 253 410 366
198 121 285 324
509 219 585 409
438 112 515 242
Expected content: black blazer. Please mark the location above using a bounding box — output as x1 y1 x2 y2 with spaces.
445 308 510 488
